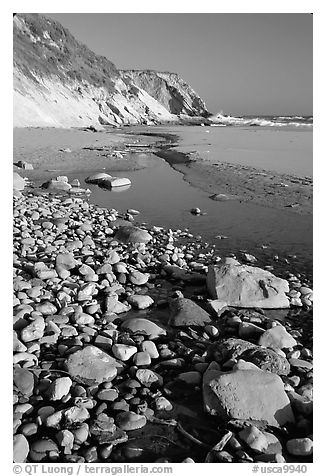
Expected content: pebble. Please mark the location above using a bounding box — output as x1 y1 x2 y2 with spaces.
286 438 313 456
133 351 151 366
47 377 72 401
127 294 154 309
112 344 138 361
140 341 159 359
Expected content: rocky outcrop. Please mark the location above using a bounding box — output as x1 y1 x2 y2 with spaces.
13 14 210 128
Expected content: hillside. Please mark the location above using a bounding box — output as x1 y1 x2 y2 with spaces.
13 13 210 128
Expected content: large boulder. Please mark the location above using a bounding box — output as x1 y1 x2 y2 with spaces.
114 225 152 244
168 297 211 327
203 368 294 426
64 346 123 386
207 263 290 308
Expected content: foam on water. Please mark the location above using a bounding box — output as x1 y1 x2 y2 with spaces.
209 113 312 128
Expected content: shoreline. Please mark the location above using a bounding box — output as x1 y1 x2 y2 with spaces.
13 185 313 463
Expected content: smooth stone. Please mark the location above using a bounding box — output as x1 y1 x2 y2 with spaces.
64 346 122 385
239 426 268 453
286 438 313 456
133 351 151 366
168 297 211 327
112 344 138 361
120 318 166 340
258 325 297 349
20 316 45 342
29 438 59 461
13 367 34 397
129 271 149 285
116 411 147 431
203 369 294 426
155 396 173 411
105 296 131 314
96 389 119 402
207 263 290 308
55 253 78 271
115 226 152 244
135 369 163 387
64 406 90 425
55 430 74 453
127 295 154 310
13 434 30 463
47 377 72 401
140 341 159 359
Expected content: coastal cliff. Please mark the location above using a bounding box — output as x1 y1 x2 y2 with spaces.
13 13 210 128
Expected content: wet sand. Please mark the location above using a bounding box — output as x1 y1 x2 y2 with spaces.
128 125 313 215
14 126 313 217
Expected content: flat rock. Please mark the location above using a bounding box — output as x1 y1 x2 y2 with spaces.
203 368 294 426
115 225 152 244
258 325 297 350
168 297 211 327
207 263 290 308
120 318 166 340
64 346 122 385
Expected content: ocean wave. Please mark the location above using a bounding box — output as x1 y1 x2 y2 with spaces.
209 113 313 128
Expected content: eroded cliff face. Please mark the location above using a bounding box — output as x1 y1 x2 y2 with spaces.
13 14 210 128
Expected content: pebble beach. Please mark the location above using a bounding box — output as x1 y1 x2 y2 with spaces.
12 127 313 463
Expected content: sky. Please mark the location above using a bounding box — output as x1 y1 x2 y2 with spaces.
44 13 312 116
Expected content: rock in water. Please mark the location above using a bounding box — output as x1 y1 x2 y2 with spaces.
114 225 152 244
120 318 166 339
168 297 211 327
203 368 294 426
85 173 131 188
116 412 147 431
206 263 290 308
64 346 122 385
